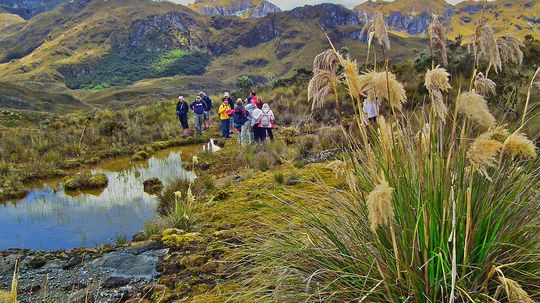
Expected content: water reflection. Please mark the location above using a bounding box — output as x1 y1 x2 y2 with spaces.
0 151 194 251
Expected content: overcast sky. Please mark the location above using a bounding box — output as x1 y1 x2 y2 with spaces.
172 0 465 10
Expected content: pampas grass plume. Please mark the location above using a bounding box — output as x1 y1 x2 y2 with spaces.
425 67 452 92
475 72 497 96
366 179 394 231
498 276 535 303
503 133 537 159
467 131 502 179
457 91 496 127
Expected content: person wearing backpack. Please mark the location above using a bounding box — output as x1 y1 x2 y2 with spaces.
176 96 189 131
232 99 248 143
259 103 275 141
251 105 264 142
199 92 213 130
190 96 207 136
218 98 232 139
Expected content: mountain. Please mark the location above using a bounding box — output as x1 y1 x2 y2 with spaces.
0 0 426 111
188 0 281 18
0 0 70 19
354 0 540 39
0 12 26 30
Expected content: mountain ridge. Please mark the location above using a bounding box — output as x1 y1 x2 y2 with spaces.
188 0 281 18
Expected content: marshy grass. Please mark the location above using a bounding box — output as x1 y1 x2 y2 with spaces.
236 35 539 302
0 260 18 303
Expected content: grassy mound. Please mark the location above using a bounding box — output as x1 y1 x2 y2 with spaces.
64 172 108 191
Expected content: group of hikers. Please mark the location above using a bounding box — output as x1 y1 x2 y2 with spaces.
176 91 275 144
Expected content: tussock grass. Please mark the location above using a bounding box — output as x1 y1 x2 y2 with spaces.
235 36 539 303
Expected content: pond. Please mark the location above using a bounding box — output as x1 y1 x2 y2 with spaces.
0 140 219 251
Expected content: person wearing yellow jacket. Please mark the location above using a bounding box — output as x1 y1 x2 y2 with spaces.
218 98 232 139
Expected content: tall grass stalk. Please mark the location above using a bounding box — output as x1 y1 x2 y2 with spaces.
238 41 539 302
0 260 18 303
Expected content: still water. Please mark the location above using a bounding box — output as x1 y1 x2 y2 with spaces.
0 143 214 251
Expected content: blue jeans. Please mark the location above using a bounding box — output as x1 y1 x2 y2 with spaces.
221 119 230 138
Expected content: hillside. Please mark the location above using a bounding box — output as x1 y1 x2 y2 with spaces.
354 0 540 39
188 0 281 18
0 0 70 19
0 0 426 111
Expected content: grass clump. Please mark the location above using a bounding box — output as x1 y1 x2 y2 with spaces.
239 40 539 302
63 172 108 191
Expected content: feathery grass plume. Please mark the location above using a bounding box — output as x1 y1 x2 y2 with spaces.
430 89 448 121
425 67 452 92
428 14 448 66
457 91 496 127
366 179 394 231
472 22 501 72
497 276 535 303
496 35 523 66
340 58 362 100
358 70 407 110
474 72 497 96
308 69 337 110
362 11 390 51
502 132 537 159
467 131 503 179
313 49 339 72
487 125 509 142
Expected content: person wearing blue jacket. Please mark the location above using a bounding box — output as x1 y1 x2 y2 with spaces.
232 99 248 143
176 96 189 130
190 96 207 136
199 92 213 131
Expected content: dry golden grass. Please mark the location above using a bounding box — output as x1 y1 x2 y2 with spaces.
502 132 537 159
366 179 394 231
359 70 407 110
428 14 448 66
474 72 497 96
457 91 496 127
425 67 452 92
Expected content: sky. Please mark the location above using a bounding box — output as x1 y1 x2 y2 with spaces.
172 0 465 10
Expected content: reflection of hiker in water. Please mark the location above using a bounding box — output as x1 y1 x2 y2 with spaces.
176 96 189 131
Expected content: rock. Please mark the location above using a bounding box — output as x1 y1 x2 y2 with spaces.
91 249 168 279
67 289 95 303
101 276 131 289
28 256 47 269
143 178 163 194
63 254 83 270
63 282 87 291
23 284 42 294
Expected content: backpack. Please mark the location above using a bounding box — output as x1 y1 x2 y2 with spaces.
260 110 271 128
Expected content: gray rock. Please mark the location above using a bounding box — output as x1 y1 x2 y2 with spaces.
101 276 131 289
67 289 94 303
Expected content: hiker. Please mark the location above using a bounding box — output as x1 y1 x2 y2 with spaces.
232 99 248 143
363 95 380 124
176 96 189 131
190 96 207 136
251 103 264 142
243 100 257 144
224 92 235 134
199 92 212 130
246 91 259 108
260 103 275 141
218 98 232 139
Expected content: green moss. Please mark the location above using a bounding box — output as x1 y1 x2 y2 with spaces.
63 172 108 191
161 232 201 247
132 150 150 161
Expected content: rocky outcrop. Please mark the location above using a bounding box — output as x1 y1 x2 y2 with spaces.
190 0 280 18
0 0 69 19
355 0 454 35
